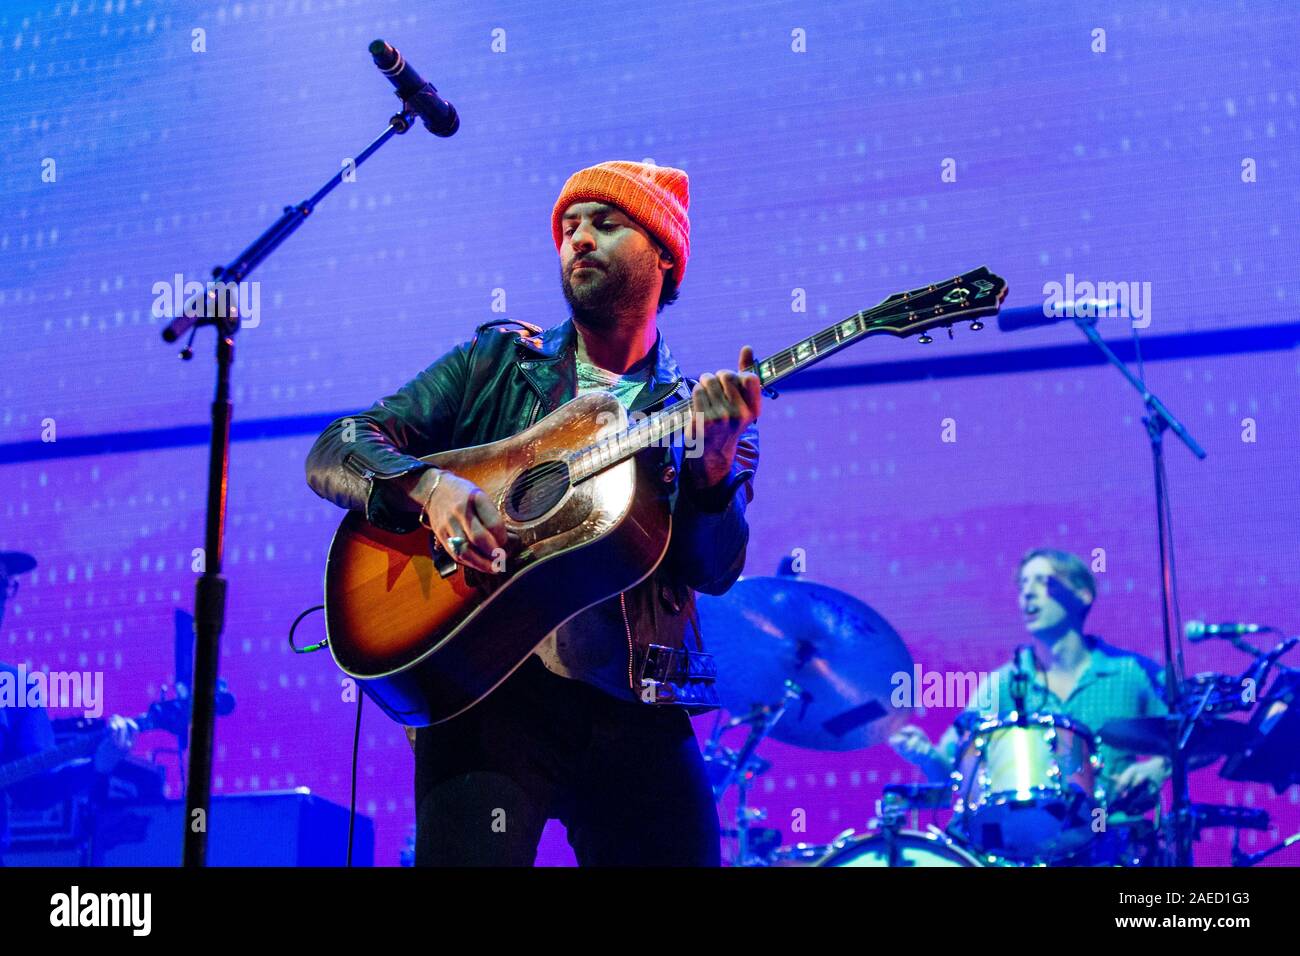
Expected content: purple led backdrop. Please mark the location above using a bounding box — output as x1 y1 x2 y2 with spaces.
1 0 1297 866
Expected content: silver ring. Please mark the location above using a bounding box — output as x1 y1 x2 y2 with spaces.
446 535 467 556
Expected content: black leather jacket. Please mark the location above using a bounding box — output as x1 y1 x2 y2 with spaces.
304 317 758 713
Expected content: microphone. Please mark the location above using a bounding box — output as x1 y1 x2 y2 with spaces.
1010 644 1037 719
996 300 1120 332
369 39 460 137
1185 621 1270 642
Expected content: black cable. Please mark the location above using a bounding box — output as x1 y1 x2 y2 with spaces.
348 691 362 867
1131 321 1147 387
285 602 354 861
288 604 327 653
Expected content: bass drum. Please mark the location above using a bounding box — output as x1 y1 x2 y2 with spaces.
815 829 985 867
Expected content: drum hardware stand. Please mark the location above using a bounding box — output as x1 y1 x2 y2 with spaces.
1222 660 1300 789
874 790 911 867
1160 637 1299 864
1150 684 1216 866
704 681 803 866
1178 678 1220 747
1010 645 1035 726
1072 315 1206 866
1233 829 1300 867
871 785 955 866
1159 803 1271 866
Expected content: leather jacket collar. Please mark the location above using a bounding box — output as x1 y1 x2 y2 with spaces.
514 317 689 415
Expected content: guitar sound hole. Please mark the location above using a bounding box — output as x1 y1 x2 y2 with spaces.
504 460 572 521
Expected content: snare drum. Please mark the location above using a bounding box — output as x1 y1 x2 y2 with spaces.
815 828 986 867
951 712 1106 862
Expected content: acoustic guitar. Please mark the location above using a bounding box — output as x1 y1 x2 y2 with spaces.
323 266 1008 725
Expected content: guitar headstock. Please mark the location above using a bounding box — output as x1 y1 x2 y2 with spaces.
141 695 191 736
866 266 1008 343
745 266 1011 393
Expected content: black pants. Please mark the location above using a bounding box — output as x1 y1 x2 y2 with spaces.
414 655 720 866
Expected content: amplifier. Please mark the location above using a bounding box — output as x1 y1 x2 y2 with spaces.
5 789 373 867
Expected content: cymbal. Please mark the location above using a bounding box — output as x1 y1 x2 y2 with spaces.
0 552 36 576
1098 716 1249 762
696 576 913 751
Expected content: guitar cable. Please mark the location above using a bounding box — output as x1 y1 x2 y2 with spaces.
288 604 327 654
348 693 362 868
286 603 361 866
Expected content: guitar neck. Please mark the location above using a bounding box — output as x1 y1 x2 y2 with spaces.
566 267 1007 481
567 304 896 481
0 732 102 791
750 307 888 389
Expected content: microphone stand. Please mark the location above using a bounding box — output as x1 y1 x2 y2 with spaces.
1073 317 1206 867
161 106 419 866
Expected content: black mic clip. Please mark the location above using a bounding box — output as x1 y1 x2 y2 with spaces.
370 40 460 138
388 108 416 135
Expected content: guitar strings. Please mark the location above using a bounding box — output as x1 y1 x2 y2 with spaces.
499 288 986 502
501 294 976 501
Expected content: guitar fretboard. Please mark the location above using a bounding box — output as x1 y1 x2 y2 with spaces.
752 310 874 386
564 267 1004 483
0 733 100 790
567 306 892 482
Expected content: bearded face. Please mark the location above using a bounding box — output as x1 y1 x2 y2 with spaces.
558 202 669 325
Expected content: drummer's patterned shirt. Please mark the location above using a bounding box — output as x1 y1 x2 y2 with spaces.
936 636 1169 800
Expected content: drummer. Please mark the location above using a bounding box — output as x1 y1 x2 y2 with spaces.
889 548 1170 807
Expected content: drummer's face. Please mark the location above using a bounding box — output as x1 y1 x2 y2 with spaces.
1018 557 1089 636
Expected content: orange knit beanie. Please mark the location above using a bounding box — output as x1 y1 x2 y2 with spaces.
551 161 690 285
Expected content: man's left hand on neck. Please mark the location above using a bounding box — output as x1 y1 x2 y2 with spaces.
684 345 762 490
685 446 740 491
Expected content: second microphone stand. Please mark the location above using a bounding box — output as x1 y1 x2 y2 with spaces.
1074 317 1206 866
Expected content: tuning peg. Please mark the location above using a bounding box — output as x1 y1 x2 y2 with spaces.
969 319 984 331
918 332 933 344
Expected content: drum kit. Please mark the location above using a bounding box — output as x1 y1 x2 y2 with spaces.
697 575 1300 867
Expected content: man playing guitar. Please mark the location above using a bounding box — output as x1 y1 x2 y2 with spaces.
0 554 138 865
306 161 761 865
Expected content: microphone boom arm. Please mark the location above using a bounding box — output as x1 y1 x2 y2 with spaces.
1074 318 1207 460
